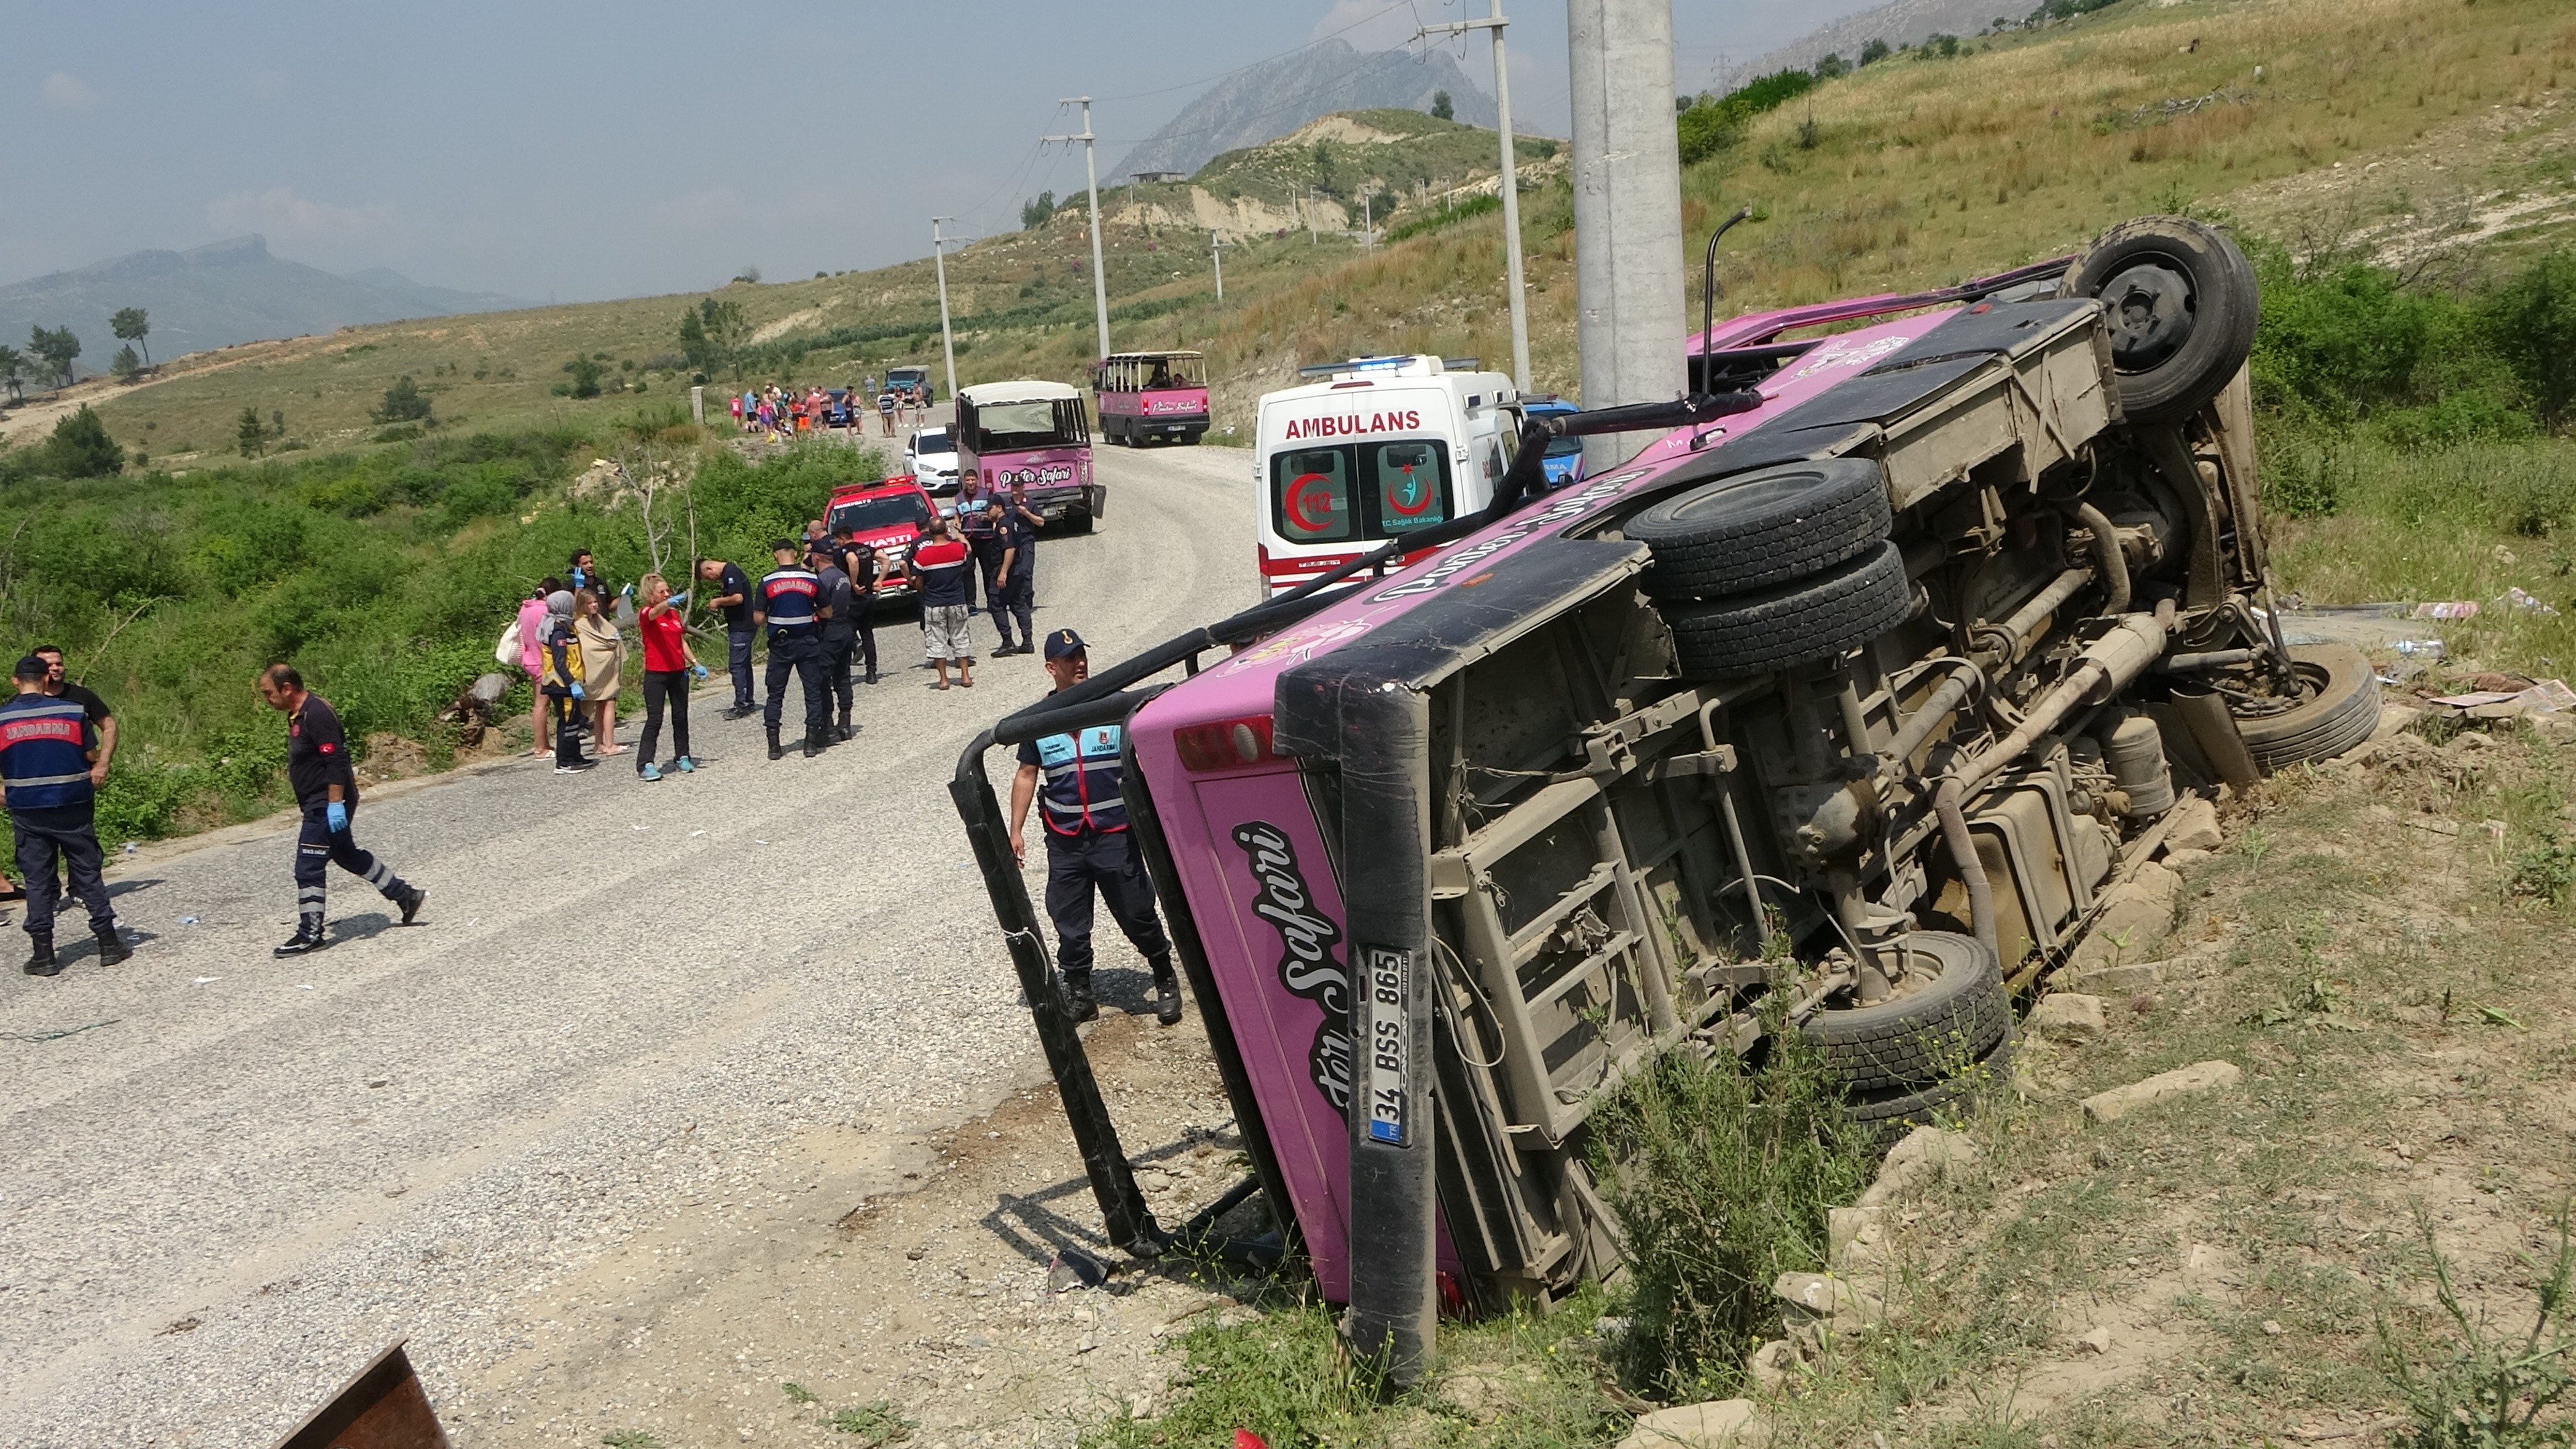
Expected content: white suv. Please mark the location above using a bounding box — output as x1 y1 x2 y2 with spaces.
906 427 961 494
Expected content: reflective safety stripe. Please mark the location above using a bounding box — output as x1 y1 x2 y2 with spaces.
1034 724 1129 835
6 771 90 788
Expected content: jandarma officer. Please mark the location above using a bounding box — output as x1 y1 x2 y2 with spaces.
754 538 832 759
0 654 127 975
1006 629 1181 1026
258 662 425 957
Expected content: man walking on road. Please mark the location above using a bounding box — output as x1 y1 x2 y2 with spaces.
2 655 126 975
1007 630 1181 1026
809 541 860 743
754 539 831 759
258 663 424 957
698 557 756 716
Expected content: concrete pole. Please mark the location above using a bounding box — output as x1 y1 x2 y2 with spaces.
1045 97 1114 363
1415 1 1533 393
1567 0 1686 470
1211 231 1224 301
931 217 961 408
689 384 704 427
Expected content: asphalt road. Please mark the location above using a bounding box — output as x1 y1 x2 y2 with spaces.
0 439 1258 1448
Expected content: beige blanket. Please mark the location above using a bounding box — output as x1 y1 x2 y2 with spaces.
574 615 624 700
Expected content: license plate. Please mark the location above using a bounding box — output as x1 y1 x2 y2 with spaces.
1363 944 1411 1146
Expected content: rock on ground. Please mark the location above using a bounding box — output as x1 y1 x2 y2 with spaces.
2027 992 2107 1042
1858 1125 1981 1207
1617 1397 1766 1449
2082 1060 2243 1123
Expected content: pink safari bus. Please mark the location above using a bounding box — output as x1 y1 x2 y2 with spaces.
959 219 2301 1385
1093 350 1210 446
955 380 1102 531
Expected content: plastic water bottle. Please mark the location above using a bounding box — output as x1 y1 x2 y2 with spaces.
2393 639 2446 660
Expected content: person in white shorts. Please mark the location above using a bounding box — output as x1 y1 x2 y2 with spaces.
906 514 977 690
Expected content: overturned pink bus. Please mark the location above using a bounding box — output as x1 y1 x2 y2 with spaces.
957 218 2369 1383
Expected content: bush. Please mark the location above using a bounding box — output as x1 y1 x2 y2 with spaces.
372 375 435 425
34 405 123 478
1588 1019 1878 1400
561 356 604 399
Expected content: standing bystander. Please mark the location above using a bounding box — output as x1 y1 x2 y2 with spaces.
539 590 592 773
755 539 831 759
633 574 706 781
907 515 976 689
258 662 425 957
809 542 860 742
32 645 116 783
2 655 126 975
516 582 560 757
699 557 756 716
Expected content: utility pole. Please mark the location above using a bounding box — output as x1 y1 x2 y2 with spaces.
931 216 961 410
1210 231 1226 302
1567 0 1686 470
1415 0 1532 393
1043 97 1112 362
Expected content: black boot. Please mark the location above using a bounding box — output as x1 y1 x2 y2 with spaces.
767 729 785 761
23 934 58 977
396 885 427 925
837 719 855 742
274 920 331 957
94 928 131 967
804 729 824 759
1150 960 1183 1026
1063 975 1099 1024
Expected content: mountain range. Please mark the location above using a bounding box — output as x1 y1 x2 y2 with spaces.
0 235 523 374
1112 39 1500 182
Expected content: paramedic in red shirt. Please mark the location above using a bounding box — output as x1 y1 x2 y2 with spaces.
258 663 425 957
634 573 708 781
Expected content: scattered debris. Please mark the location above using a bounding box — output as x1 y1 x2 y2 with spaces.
177 915 201 926
2498 586 2558 615
2412 600 2480 621
1048 1248 1109 1293
2082 1060 2243 1123
2075 1325 2113 1355
157 1316 201 1336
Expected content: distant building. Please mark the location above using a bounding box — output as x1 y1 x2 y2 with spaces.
1130 171 1189 185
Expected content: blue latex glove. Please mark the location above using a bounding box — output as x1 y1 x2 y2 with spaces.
667 590 689 608
570 681 586 700
689 663 709 681
325 800 348 834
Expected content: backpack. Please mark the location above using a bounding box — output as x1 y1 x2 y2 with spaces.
494 616 523 665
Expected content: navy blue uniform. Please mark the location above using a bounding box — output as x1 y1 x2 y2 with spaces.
0 692 113 943
1018 721 1168 986
716 561 756 709
757 564 830 739
956 492 1000 614
815 561 858 733
994 508 1038 651
286 693 413 936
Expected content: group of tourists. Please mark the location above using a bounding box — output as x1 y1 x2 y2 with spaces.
731 378 930 440
506 549 707 780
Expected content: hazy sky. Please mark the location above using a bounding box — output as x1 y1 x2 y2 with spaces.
3 1 1876 303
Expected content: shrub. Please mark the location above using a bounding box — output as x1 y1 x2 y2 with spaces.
2481 247 2576 429
561 356 604 399
372 375 435 425
35 405 123 478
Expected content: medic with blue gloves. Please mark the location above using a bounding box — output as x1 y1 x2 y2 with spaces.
259 662 425 957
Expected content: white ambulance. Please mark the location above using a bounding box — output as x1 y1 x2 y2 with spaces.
1252 355 1523 596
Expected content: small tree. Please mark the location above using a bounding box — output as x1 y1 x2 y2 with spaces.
28 325 80 387
110 307 150 368
562 356 604 398
38 405 123 478
109 345 142 382
372 374 435 424
0 345 24 402
1858 37 1892 64
1430 89 1454 121
1814 52 1847 78
1020 191 1057 229
237 406 266 458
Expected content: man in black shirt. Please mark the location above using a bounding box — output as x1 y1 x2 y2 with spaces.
808 541 861 743
32 645 115 786
698 557 757 716
831 525 881 686
753 540 832 758
258 663 425 957
992 489 1043 655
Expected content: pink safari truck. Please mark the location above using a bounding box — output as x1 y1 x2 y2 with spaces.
955 380 1103 531
955 218 2368 1383
1094 350 1211 446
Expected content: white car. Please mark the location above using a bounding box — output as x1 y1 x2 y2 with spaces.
905 427 961 494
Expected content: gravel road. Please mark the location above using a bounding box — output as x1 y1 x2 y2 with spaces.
0 440 1258 1448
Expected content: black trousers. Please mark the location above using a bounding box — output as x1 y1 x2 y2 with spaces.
294 802 408 928
763 630 828 735
851 608 877 680
1043 828 1170 981
639 669 692 767
821 632 855 723
11 802 112 938
726 627 756 708
971 543 1003 633
551 694 585 766
996 563 1034 651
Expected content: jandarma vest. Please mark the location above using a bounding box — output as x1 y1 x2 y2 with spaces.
1035 724 1127 836
0 695 93 810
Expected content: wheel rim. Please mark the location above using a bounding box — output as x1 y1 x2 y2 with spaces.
2227 659 2328 723
2100 255 2198 373
1660 468 1828 526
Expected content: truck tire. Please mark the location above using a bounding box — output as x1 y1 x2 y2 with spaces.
1661 541 1914 678
1628 458 1892 599
1801 932 2008 1096
2232 643 2381 771
2060 216 2258 425
1843 1036 2015 1147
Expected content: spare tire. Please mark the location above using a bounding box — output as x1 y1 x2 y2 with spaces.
1801 932 2009 1095
1662 541 1914 678
2061 216 2259 425
1843 1036 2016 1147
2231 642 2382 772
1628 458 1892 599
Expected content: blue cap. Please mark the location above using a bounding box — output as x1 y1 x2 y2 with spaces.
1042 628 1087 661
